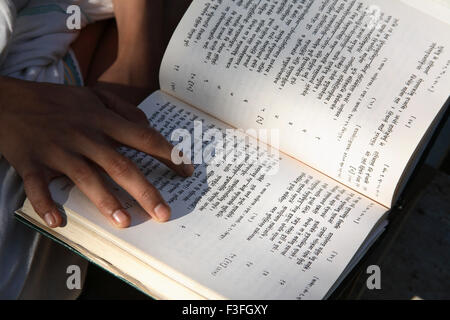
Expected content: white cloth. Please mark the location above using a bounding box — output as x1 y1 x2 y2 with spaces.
1 0 114 82
0 0 114 299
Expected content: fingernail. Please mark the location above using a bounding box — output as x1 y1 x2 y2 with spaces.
183 163 195 176
112 209 129 227
154 203 171 222
44 212 56 228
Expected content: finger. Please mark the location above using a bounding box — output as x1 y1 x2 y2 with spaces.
21 167 62 228
94 88 150 126
48 151 131 228
100 112 194 177
76 139 171 222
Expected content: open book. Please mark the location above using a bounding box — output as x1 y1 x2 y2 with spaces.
16 0 450 299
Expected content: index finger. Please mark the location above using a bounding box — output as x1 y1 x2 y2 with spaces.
100 111 194 177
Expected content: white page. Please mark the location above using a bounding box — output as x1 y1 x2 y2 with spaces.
49 91 387 299
401 0 450 25
160 0 450 207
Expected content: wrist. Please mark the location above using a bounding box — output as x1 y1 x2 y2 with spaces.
98 58 158 90
113 0 164 66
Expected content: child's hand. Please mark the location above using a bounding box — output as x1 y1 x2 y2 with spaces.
0 76 194 228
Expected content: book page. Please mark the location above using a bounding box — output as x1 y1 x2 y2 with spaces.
48 91 387 299
159 0 450 207
401 0 450 25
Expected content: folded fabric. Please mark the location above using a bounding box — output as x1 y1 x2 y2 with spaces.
0 0 15 67
0 0 114 83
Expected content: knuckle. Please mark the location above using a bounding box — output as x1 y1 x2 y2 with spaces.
139 128 160 148
71 164 92 184
108 155 132 178
71 128 90 143
96 197 116 215
22 171 41 185
43 140 60 154
58 126 83 145
32 198 50 214
139 187 157 203
22 170 46 194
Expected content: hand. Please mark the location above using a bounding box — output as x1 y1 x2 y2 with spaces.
0 76 194 228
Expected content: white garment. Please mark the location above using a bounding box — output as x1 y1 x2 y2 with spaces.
0 0 114 299
1 0 114 82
